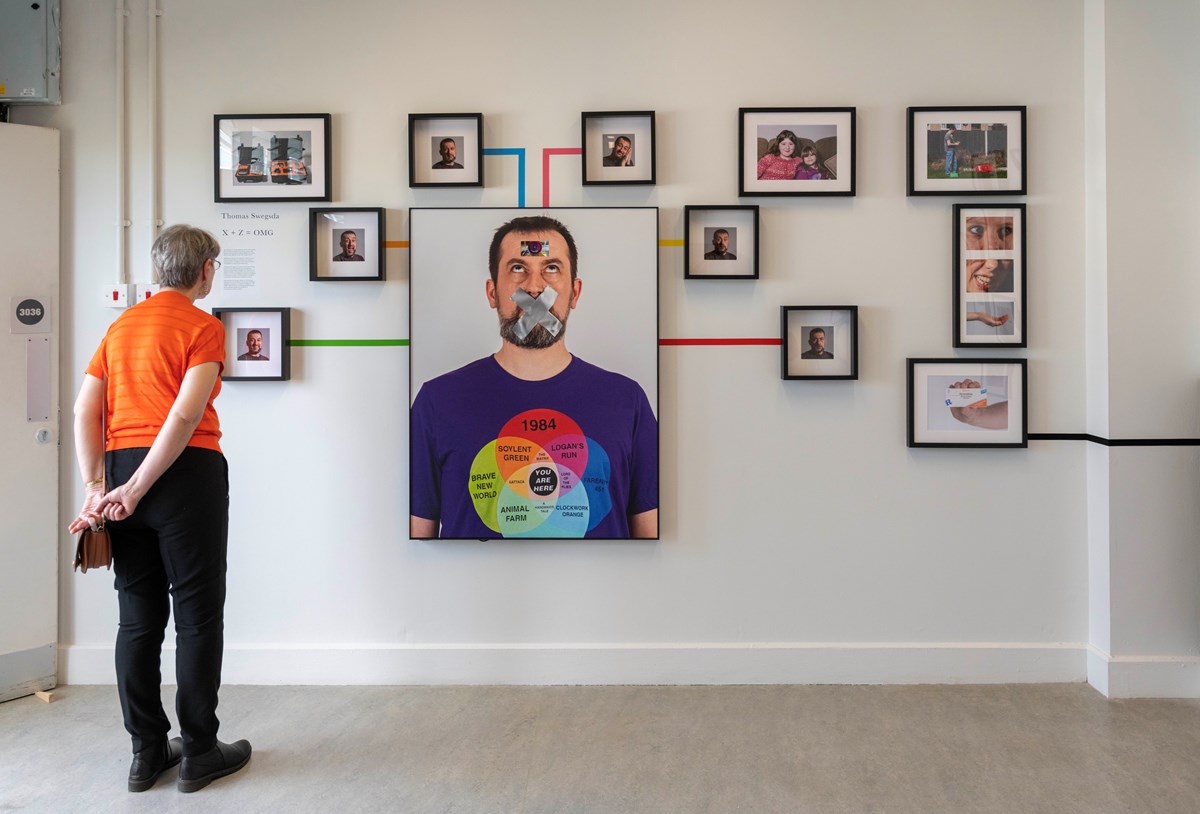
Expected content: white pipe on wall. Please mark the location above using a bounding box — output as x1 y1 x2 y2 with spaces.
115 1 129 284
148 0 162 238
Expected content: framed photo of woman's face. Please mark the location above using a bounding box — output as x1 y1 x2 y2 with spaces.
953 203 1026 347
907 358 1027 448
683 205 759 279
907 106 1027 196
739 107 856 197
581 111 656 185
309 207 385 281
781 306 858 380
212 307 291 381
409 113 484 187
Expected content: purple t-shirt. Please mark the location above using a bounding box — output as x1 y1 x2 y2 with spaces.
410 356 658 539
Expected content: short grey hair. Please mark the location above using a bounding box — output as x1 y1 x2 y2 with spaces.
151 224 220 288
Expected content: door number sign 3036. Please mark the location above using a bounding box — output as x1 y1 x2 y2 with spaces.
11 297 51 334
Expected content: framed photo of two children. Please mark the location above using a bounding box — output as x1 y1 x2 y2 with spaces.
739 107 856 197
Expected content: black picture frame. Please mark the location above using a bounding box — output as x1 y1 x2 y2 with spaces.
684 205 759 279
781 306 858 380
739 107 856 197
409 113 484 188
212 307 291 382
907 358 1028 448
214 114 331 203
953 203 1027 347
907 106 1027 196
309 207 386 282
581 110 656 186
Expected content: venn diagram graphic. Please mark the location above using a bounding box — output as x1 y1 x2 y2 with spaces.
468 408 612 537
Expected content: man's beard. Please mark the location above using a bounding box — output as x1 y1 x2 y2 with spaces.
498 304 569 349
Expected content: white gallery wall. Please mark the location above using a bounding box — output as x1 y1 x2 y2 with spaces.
10 0 1198 695
1085 0 1200 696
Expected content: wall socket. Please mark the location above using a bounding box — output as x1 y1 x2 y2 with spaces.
101 284 130 308
133 283 160 303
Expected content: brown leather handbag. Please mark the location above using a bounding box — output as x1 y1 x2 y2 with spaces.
73 522 112 572
74 381 113 573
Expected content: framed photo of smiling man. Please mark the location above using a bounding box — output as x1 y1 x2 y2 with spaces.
211 307 291 381
953 203 1026 347
408 207 659 541
581 111 656 185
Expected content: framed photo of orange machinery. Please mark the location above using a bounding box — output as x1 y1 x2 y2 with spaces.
214 114 331 203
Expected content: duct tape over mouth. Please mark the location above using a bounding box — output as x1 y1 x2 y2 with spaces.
511 287 561 339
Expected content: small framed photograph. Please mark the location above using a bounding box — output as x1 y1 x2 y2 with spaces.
908 106 1027 196
409 113 483 187
309 207 385 281
684 205 759 279
739 107 855 197
953 203 1026 347
581 111 656 185
781 306 858 380
214 114 331 203
212 307 291 382
907 358 1027 448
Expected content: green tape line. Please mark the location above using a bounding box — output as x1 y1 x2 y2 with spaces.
288 339 409 347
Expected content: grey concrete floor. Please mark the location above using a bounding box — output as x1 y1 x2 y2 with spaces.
2 683 1199 813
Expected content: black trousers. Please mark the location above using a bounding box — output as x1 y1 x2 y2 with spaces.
108 446 229 757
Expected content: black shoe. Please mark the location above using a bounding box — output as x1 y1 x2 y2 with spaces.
177 739 252 793
128 736 183 792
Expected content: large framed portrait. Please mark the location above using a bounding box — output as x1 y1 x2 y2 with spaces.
214 114 331 203
684 205 759 279
212 307 291 382
409 207 659 541
907 106 1027 196
309 207 385 281
580 110 656 185
907 358 1027 448
781 306 858 380
953 203 1026 347
409 113 483 188
739 107 856 197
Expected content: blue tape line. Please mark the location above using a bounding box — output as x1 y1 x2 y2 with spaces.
483 147 526 208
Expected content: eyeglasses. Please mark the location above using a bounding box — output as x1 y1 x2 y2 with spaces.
211 259 222 272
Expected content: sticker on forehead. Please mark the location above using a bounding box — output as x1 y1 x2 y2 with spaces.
520 240 550 257
511 287 561 339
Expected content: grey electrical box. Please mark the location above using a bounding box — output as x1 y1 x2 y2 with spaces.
0 0 62 105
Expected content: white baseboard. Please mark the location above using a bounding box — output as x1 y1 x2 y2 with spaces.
1087 645 1200 698
61 641 1086 686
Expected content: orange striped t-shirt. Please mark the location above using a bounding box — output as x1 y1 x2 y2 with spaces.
85 290 225 452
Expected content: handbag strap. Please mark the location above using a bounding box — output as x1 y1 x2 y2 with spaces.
101 379 107 492
99 379 107 493
95 381 107 530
